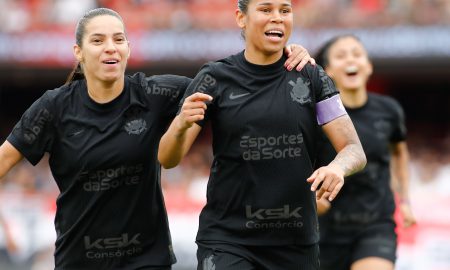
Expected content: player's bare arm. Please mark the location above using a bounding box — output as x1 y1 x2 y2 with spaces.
0 141 23 181
158 93 212 169
308 115 366 201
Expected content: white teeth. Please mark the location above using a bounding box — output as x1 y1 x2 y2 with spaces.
345 66 358 74
104 60 118 64
266 30 283 35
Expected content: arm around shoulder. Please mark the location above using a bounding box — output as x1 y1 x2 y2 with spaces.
0 140 23 181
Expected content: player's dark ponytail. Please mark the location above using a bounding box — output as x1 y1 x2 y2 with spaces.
65 62 84 85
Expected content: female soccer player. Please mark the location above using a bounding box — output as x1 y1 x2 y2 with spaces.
0 7 315 270
315 34 416 270
158 1 367 269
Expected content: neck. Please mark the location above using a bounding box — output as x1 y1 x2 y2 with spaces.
244 48 283 65
85 76 125 104
339 87 368 109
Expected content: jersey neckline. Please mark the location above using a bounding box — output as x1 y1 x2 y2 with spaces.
77 78 130 112
235 50 286 75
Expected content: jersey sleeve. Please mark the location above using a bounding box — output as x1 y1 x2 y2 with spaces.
6 91 56 165
309 65 347 125
312 65 340 101
388 97 407 142
178 63 217 127
145 74 192 121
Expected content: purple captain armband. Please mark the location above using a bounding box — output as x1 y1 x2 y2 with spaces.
316 94 348 125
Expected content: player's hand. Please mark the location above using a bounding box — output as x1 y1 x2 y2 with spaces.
399 201 417 228
307 164 344 202
284 44 316 71
316 194 332 215
177 93 212 130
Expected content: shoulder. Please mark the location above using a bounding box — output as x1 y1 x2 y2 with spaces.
37 82 76 107
201 52 242 75
369 93 403 110
127 72 192 88
126 72 191 103
298 63 330 84
298 63 325 77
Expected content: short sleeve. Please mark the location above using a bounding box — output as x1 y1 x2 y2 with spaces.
314 65 340 102
179 63 218 127
143 74 192 121
389 98 407 142
7 91 56 165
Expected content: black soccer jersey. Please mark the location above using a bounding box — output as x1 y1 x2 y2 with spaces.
317 93 406 244
7 73 191 270
184 51 339 246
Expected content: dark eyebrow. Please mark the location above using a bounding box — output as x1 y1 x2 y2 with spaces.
257 2 292 7
89 32 125 38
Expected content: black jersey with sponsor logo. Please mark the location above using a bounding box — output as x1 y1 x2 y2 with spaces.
185 51 339 246
317 93 406 243
7 73 190 269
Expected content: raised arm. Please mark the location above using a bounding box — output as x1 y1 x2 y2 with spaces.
158 93 212 169
308 115 366 201
390 141 416 228
0 141 23 181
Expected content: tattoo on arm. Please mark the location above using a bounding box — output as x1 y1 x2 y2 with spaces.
329 119 366 176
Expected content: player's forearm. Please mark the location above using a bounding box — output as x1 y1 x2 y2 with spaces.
158 116 197 169
0 141 23 181
329 142 366 177
391 142 411 201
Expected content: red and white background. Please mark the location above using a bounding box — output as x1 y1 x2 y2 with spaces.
0 1 449 269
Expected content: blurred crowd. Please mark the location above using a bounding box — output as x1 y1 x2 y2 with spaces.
0 0 450 33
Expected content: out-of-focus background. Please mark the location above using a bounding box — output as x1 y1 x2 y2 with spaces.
0 0 449 269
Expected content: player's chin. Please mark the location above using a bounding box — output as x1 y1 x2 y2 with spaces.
101 73 124 83
261 46 284 57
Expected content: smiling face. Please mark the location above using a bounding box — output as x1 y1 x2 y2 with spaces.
236 0 293 63
73 15 130 84
324 36 373 93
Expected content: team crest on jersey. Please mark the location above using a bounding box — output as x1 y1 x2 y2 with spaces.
373 119 391 140
289 77 311 105
125 119 147 135
124 107 147 135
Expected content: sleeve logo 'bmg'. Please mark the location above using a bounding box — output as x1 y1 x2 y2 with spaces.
24 108 53 144
146 83 180 99
194 73 216 93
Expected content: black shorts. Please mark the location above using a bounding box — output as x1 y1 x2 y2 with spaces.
319 222 397 270
197 241 319 270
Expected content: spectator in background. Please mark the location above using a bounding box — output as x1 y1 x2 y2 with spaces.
314 34 416 270
0 6 315 270
0 0 30 32
0 213 18 261
158 0 366 269
51 0 98 26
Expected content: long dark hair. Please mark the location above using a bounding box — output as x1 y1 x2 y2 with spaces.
65 8 125 85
